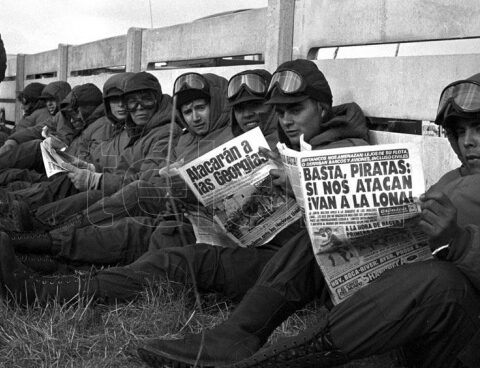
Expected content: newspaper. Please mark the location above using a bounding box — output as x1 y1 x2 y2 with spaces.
278 140 433 304
177 127 302 248
40 137 91 177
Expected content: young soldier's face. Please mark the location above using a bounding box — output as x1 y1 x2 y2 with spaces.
109 96 127 121
234 100 272 132
63 107 86 131
45 98 57 115
125 91 157 126
275 99 323 147
180 98 211 136
453 118 480 174
20 98 34 115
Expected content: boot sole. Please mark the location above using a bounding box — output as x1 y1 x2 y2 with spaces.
232 350 349 367
137 345 233 368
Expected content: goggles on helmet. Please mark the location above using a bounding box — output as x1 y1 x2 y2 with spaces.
227 73 268 99
436 80 480 123
173 73 208 95
267 70 305 95
125 92 157 112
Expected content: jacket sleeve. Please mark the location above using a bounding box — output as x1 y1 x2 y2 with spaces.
10 114 58 144
54 113 79 146
10 122 47 143
100 125 179 195
15 115 36 132
447 225 480 291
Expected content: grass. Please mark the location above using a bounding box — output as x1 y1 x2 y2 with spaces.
0 280 406 368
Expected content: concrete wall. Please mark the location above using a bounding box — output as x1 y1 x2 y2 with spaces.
0 0 478 181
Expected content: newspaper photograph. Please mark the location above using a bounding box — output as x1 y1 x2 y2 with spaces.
177 127 302 248
278 141 433 304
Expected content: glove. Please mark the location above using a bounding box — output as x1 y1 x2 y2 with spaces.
0 139 18 155
65 164 102 191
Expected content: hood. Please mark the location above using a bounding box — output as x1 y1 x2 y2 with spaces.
60 83 104 135
278 102 370 149
103 72 134 127
124 71 162 101
40 81 72 105
18 82 46 115
441 73 480 170
125 93 175 147
173 74 232 162
21 82 46 100
60 83 103 110
268 59 332 106
230 105 279 149
174 74 231 159
228 69 272 107
176 73 231 135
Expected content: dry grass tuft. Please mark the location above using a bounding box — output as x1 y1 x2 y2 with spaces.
0 280 404 368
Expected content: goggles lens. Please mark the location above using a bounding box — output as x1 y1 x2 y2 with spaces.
268 70 304 94
173 73 207 95
437 81 480 119
125 93 156 111
227 74 267 98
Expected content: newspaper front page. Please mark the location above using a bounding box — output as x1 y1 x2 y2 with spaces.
278 140 433 304
177 127 302 248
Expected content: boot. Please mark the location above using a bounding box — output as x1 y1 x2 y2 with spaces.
221 319 349 368
7 231 53 254
0 233 97 305
137 286 299 368
0 199 32 232
17 253 60 274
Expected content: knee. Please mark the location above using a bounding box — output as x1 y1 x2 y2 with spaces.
385 260 472 297
416 260 467 290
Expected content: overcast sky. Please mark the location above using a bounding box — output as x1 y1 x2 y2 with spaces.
2 0 268 55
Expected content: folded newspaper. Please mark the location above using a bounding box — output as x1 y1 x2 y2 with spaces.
278 138 433 304
177 127 302 248
40 137 92 177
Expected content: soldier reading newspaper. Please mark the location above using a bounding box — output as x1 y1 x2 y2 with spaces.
178 127 301 248
40 134 94 177
278 138 431 304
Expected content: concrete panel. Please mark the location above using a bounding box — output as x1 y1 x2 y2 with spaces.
0 80 16 100
141 8 266 69
313 54 480 121
6 55 17 77
66 74 115 91
25 49 57 75
370 130 460 189
0 103 15 122
24 77 58 88
126 28 143 72
293 0 480 58
15 54 25 123
68 35 127 72
265 0 295 72
149 65 257 97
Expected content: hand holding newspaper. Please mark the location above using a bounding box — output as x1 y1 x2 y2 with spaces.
40 137 95 177
278 138 432 304
177 127 302 248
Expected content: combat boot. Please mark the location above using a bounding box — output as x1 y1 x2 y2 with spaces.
0 233 96 305
138 286 298 368
8 231 53 254
222 319 349 368
17 253 60 274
